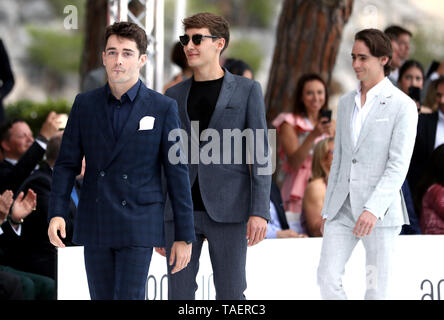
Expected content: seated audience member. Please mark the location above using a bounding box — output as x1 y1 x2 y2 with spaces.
415 145 444 234
398 59 433 114
408 76 444 197
163 41 193 93
223 58 253 79
0 113 60 194
266 182 307 239
0 270 23 300
0 188 55 300
8 134 77 279
272 74 334 234
302 137 334 237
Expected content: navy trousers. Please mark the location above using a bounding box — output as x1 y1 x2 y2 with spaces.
83 246 153 300
165 210 248 300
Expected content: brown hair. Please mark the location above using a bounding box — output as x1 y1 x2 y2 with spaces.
183 12 230 53
311 137 335 181
293 73 329 116
105 22 148 56
355 29 393 76
384 25 412 39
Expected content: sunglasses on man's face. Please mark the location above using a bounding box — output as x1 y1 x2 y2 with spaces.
179 34 219 46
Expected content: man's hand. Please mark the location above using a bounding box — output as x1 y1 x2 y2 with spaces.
276 229 308 238
169 241 191 274
39 111 60 140
320 218 327 235
11 190 37 221
246 216 267 246
0 190 14 222
155 247 166 257
353 210 377 238
48 217 66 248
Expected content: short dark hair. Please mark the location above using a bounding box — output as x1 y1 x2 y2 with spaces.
183 12 230 53
355 28 393 77
46 134 63 163
171 41 188 70
293 73 329 116
223 58 252 77
384 25 412 39
398 59 425 83
105 22 148 56
0 119 26 152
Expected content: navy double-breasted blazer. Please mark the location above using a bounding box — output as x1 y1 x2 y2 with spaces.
48 81 195 247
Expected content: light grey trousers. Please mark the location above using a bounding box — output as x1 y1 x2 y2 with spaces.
317 196 401 300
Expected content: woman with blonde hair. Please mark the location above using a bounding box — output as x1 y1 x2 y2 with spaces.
302 137 334 237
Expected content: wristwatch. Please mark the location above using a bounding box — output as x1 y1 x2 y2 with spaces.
185 240 193 244
8 215 24 225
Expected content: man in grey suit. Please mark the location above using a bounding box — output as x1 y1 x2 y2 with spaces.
160 12 271 300
317 29 418 300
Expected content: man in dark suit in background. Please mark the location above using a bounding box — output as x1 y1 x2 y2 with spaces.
47 22 195 300
408 76 444 197
266 182 306 238
0 38 14 125
5 134 76 280
0 113 60 194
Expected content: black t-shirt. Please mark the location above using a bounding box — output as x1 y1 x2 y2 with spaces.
187 76 224 212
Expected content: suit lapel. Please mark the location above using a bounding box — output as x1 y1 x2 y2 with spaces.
343 93 355 152
94 87 114 157
103 85 152 168
207 71 236 130
354 81 392 152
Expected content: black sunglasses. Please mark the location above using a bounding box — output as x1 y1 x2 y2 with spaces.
179 34 219 46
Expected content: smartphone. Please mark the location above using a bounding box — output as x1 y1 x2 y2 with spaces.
408 86 421 103
320 109 332 123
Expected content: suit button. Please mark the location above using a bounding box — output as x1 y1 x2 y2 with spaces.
99 171 105 177
122 174 128 180
122 200 127 206
352 159 357 164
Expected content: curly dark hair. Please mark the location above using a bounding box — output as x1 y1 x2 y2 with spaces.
104 22 148 56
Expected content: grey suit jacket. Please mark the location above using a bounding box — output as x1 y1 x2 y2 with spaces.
322 79 418 227
164 69 271 224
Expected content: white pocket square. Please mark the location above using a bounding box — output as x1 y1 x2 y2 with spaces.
139 116 155 130
375 118 389 122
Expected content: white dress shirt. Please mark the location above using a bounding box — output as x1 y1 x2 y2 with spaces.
435 109 444 149
352 77 390 147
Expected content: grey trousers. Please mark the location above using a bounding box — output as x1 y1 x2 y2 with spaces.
317 196 401 300
165 210 248 300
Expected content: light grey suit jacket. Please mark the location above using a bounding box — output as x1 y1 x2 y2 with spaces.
164 69 271 224
322 79 418 227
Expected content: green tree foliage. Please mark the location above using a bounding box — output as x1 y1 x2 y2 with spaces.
224 39 263 74
5 99 72 136
27 26 83 75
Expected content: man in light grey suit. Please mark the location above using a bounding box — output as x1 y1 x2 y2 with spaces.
160 12 271 300
317 29 418 300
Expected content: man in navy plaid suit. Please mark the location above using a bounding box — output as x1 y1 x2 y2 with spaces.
47 22 195 300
